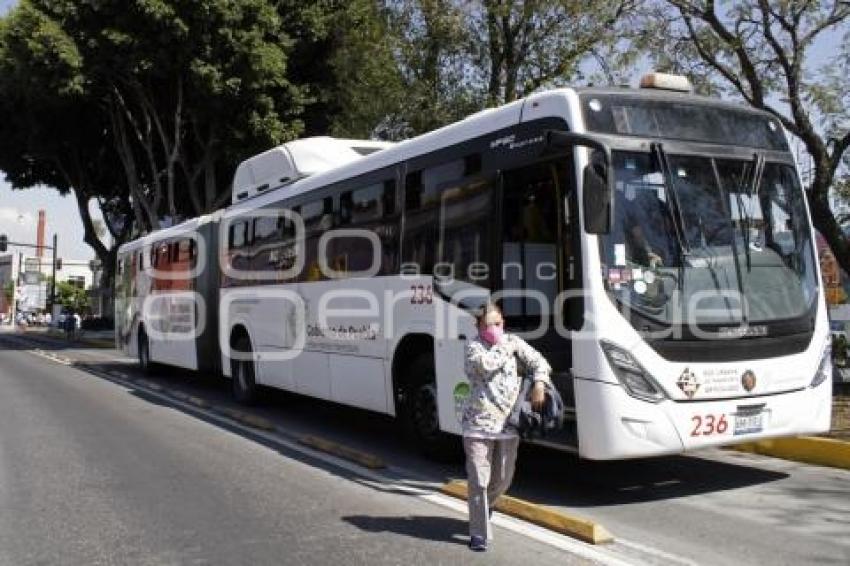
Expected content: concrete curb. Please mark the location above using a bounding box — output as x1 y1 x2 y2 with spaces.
298 434 386 470
731 436 850 471
440 480 614 545
214 407 277 431
45 329 114 349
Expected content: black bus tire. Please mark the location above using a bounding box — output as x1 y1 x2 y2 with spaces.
231 336 258 405
404 354 462 462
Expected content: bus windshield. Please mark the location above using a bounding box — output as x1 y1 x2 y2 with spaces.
599 150 818 329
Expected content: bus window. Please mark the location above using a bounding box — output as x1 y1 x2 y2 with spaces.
339 191 354 226
229 221 249 250
302 198 333 281
382 180 397 216
350 183 383 223
437 176 496 288
402 159 469 275
179 239 192 261
253 214 280 243
333 179 399 277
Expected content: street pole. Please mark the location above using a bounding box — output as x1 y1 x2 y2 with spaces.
51 234 57 311
15 251 23 323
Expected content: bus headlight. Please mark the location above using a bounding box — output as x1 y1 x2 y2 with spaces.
810 344 832 388
601 341 666 403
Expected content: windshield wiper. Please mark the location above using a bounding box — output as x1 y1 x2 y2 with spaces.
650 142 689 257
736 153 765 272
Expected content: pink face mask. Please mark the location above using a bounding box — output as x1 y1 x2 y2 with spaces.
480 324 504 346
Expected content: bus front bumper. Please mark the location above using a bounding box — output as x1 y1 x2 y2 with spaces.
574 377 832 460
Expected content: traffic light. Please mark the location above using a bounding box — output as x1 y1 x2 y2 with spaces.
0 234 7 252
56 258 62 271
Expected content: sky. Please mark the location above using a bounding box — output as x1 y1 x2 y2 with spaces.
0 0 844 263
0 183 104 260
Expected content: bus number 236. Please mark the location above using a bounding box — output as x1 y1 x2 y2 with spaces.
691 414 729 436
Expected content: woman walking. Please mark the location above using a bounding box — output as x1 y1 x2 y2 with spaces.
462 302 551 552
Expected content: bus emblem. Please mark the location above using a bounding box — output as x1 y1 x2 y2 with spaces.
741 370 757 392
676 368 700 399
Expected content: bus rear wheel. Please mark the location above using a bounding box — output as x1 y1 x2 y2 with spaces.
405 354 460 462
231 336 258 405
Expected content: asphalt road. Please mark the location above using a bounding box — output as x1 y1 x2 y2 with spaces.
0 339 595 566
2 331 850 565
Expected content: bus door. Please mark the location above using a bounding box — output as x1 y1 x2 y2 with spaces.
499 159 579 431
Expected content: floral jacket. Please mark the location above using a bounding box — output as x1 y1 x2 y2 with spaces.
462 334 552 437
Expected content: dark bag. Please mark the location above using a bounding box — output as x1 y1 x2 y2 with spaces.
507 377 565 439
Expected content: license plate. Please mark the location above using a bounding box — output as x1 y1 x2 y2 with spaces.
734 411 764 435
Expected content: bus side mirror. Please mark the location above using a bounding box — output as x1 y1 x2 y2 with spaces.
583 155 613 235
544 131 614 235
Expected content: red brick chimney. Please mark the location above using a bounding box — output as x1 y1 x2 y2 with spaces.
36 210 46 258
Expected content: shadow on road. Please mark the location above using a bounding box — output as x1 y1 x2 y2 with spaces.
0 330 93 352
342 515 468 545
0 331 792 511
512 444 789 508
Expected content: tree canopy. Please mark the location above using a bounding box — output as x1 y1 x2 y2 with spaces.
639 0 850 273
3 0 850 282
0 0 312 285
329 0 636 139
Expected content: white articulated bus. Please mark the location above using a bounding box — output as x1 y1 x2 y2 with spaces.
116 75 832 460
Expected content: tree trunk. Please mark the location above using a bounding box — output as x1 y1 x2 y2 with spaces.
72 189 111 286
809 178 850 277
485 5 503 106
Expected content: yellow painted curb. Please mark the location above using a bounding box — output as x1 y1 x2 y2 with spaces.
440 480 613 545
81 339 114 349
731 436 850 471
187 396 210 409
138 379 163 392
298 434 386 470
214 407 276 431
44 329 113 348
170 390 191 402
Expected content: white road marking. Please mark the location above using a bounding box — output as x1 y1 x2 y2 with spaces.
615 538 699 566
15 342 704 565
28 349 71 365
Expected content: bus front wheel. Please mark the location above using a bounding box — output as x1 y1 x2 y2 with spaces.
231 336 258 405
405 354 460 462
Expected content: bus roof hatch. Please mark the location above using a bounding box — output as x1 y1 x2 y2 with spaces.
231 137 394 204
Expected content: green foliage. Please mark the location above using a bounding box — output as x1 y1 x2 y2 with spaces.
0 0 310 230
0 0 322 288
639 1 850 274
326 1 635 139
55 279 88 311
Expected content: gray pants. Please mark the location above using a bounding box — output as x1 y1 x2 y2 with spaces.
463 436 520 540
